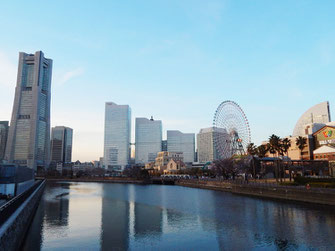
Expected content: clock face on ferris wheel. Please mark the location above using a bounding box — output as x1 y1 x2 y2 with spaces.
213 100 251 159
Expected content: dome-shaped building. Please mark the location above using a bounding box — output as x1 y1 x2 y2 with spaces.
293 101 331 136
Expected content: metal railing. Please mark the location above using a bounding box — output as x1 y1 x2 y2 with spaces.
0 179 44 227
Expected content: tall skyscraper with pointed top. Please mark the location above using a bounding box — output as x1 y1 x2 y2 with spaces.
5 51 52 170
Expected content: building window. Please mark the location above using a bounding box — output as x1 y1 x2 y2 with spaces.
18 115 30 119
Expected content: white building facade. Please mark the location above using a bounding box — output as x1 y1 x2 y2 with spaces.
104 102 131 170
135 117 162 164
167 130 195 163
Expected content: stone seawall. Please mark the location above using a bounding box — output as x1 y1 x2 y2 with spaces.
176 180 335 206
0 180 45 251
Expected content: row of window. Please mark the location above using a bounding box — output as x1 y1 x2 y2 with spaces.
18 115 30 119
315 154 335 159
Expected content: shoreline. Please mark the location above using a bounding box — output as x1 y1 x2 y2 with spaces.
176 180 335 207
41 177 335 206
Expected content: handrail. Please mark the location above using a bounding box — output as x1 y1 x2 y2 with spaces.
0 179 44 227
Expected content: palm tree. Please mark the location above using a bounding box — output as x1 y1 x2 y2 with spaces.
257 145 267 158
247 143 257 156
296 136 307 160
281 138 291 157
267 143 276 156
280 138 291 182
268 134 282 182
268 134 280 156
247 143 258 179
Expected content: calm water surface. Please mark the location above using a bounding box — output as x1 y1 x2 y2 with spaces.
22 182 335 250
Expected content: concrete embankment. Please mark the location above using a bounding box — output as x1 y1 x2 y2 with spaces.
0 180 45 251
176 180 335 206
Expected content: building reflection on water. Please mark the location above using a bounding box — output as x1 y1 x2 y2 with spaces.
22 182 335 250
22 182 71 251
100 184 130 250
134 203 163 238
44 182 70 227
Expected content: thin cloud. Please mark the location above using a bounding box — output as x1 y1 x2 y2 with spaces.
54 67 84 86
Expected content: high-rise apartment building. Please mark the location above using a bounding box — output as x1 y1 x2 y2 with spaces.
50 126 73 164
104 102 131 170
167 130 195 163
135 117 162 164
5 51 52 170
0 121 9 161
197 127 227 163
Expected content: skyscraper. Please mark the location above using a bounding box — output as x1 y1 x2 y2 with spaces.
5 51 52 170
0 121 9 161
135 117 162 164
161 140 167 152
167 130 195 163
197 127 227 163
50 126 73 164
104 102 131 170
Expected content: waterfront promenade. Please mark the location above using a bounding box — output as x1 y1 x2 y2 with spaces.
0 180 45 250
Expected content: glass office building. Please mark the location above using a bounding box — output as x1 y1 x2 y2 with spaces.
104 102 131 170
135 117 162 164
167 130 195 163
5 51 52 170
50 126 73 164
197 127 227 163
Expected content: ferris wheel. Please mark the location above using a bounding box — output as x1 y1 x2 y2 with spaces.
213 100 251 159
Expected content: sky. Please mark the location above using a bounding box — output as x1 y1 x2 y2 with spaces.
0 0 334 162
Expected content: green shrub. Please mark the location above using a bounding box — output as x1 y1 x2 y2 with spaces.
294 176 335 185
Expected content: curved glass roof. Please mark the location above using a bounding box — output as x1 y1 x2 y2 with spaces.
293 101 331 136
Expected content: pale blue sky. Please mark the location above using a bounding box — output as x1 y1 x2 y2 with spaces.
0 0 334 161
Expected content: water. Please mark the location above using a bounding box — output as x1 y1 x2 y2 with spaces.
22 181 335 250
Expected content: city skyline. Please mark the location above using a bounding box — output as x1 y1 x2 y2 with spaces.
0 1 335 162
